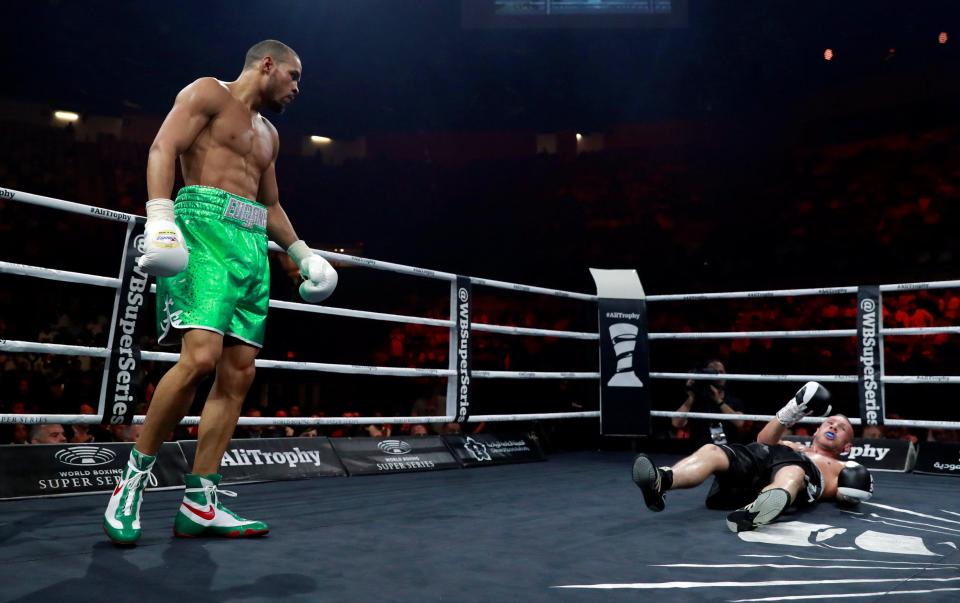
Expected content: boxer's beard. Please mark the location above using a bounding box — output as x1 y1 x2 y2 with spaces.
264 95 285 114
264 79 286 114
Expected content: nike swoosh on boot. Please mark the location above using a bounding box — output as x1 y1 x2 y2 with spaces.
181 502 216 521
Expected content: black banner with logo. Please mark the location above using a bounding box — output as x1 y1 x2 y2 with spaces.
914 441 960 476
856 285 884 427
330 437 460 476
442 433 545 467
783 436 915 472
100 221 148 425
597 297 651 436
178 437 346 484
453 277 473 423
0 442 187 500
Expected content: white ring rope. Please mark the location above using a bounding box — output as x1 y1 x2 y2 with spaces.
652 326 960 339
0 260 119 289
2 188 139 224
467 275 597 302
4 409 956 430
3 186 960 431
648 412 960 429
647 280 960 302
0 339 451 377
470 322 598 339
8 337 959 388
0 340 109 359
0 339 597 379
652 412 861 424
649 287 859 301
269 298 453 329
0 259 596 339
8 260 960 340
6 188 595 300
0 410 602 427
652 372 857 383
273 299 599 338
9 187 960 300
471 370 599 379
650 329 855 340
0 260 598 338
656 371 960 384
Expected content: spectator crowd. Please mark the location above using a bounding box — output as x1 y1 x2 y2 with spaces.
3 117 960 447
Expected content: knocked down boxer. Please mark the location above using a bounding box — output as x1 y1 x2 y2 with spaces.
632 382 874 532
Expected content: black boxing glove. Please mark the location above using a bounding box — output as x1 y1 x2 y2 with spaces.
776 381 832 427
837 461 874 504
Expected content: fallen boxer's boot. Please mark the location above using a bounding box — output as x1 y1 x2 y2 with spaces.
631 454 672 512
726 487 791 532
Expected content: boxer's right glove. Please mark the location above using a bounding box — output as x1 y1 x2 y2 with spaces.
137 198 188 276
776 381 832 427
836 461 873 504
287 240 338 303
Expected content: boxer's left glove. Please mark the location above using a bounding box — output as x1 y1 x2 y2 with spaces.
287 240 338 303
137 198 188 277
776 381 832 427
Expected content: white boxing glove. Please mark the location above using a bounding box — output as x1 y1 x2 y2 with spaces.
287 240 337 303
776 381 832 427
137 198 188 277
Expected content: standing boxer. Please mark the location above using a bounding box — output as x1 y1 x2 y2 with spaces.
104 40 337 544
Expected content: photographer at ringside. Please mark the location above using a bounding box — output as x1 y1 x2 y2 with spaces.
672 359 747 445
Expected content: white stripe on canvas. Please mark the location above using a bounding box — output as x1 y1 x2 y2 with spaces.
739 554 960 567
729 586 960 602
552 576 960 590
653 563 951 571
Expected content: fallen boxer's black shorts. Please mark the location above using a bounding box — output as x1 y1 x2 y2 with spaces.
705 442 822 510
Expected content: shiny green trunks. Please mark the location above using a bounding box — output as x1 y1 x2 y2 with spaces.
156 186 270 348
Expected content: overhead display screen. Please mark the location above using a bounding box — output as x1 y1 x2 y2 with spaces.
463 0 687 28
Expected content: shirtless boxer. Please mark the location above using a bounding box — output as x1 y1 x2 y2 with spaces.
104 40 337 544
632 382 874 532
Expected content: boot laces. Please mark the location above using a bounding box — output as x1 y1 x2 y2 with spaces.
121 463 157 516
185 483 237 508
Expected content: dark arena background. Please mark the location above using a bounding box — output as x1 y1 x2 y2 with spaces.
1 1 960 601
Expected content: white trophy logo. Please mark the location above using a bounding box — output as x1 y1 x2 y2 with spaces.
607 323 644 387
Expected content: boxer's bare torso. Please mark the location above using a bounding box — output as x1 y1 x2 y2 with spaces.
174 78 279 199
148 54 300 208
179 78 277 201
781 440 845 499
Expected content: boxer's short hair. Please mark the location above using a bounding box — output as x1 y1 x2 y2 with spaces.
244 40 298 70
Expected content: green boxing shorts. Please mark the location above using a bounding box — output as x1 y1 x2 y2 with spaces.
155 185 270 348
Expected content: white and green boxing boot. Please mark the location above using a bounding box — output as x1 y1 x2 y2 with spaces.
103 447 158 545
173 473 269 538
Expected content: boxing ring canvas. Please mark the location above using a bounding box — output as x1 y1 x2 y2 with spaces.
2 452 958 602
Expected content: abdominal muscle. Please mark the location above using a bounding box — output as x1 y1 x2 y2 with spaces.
180 116 269 202
181 145 261 201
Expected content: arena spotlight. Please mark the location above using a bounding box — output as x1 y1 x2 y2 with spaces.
575 133 583 141
53 110 80 122
823 48 834 61
310 135 332 144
